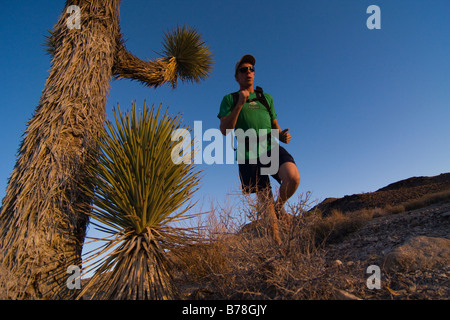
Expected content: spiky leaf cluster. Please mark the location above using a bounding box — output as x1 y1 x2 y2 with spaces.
161 25 214 85
79 102 201 299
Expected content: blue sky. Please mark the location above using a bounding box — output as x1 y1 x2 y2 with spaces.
1 0 449 223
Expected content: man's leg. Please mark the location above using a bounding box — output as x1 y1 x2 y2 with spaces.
256 187 281 246
239 163 281 245
274 162 300 215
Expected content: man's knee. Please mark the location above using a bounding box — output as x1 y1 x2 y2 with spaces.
280 162 300 187
291 168 300 187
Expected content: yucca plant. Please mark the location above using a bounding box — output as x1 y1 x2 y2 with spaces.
0 0 213 299
78 102 200 300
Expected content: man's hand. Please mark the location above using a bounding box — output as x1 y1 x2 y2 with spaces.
238 89 250 106
280 128 291 144
219 90 249 136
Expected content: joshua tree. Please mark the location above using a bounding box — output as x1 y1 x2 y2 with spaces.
78 103 200 300
0 0 213 299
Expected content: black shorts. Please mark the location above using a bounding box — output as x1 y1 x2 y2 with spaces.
238 146 296 194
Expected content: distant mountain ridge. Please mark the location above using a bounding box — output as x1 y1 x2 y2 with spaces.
312 173 450 216
377 173 450 191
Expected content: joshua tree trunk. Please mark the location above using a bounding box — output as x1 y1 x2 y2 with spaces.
0 0 211 299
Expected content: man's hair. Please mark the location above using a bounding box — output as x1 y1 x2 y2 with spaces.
235 54 255 75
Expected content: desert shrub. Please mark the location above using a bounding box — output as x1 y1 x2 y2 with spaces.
311 209 373 245
172 193 342 299
384 204 406 215
382 189 450 216
402 189 450 211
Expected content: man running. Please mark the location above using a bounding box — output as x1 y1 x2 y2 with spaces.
218 54 300 244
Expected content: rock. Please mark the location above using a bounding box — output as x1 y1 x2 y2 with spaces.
441 211 450 218
189 287 214 300
333 289 362 300
383 236 450 273
333 260 343 267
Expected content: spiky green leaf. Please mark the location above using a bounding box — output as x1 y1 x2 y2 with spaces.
161 25 214 84
80 102 201 299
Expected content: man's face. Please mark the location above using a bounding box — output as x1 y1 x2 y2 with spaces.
235 62 255 87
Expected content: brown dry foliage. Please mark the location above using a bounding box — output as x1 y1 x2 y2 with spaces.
171 193 339 299
170 188 450 300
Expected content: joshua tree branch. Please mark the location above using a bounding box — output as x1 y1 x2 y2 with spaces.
113 42 178 89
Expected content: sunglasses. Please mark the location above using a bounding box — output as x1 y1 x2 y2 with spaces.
237 66 255 74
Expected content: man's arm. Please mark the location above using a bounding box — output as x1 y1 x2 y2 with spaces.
219 90 249 135
271 119 291 144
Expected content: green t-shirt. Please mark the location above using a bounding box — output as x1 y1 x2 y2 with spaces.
218 91 277 160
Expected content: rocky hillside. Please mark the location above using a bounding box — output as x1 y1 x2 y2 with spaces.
305 173 450 299
312 173 450 216
324 198 450 299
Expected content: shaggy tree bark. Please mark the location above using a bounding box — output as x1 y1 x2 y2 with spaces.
0 0 193 299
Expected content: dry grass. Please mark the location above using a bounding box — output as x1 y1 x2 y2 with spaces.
383 189 450 216
311 189 450 245
311 208 374 245
171 188 450 300
171 192 339 300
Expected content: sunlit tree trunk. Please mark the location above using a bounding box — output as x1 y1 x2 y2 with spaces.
0 0 199 299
